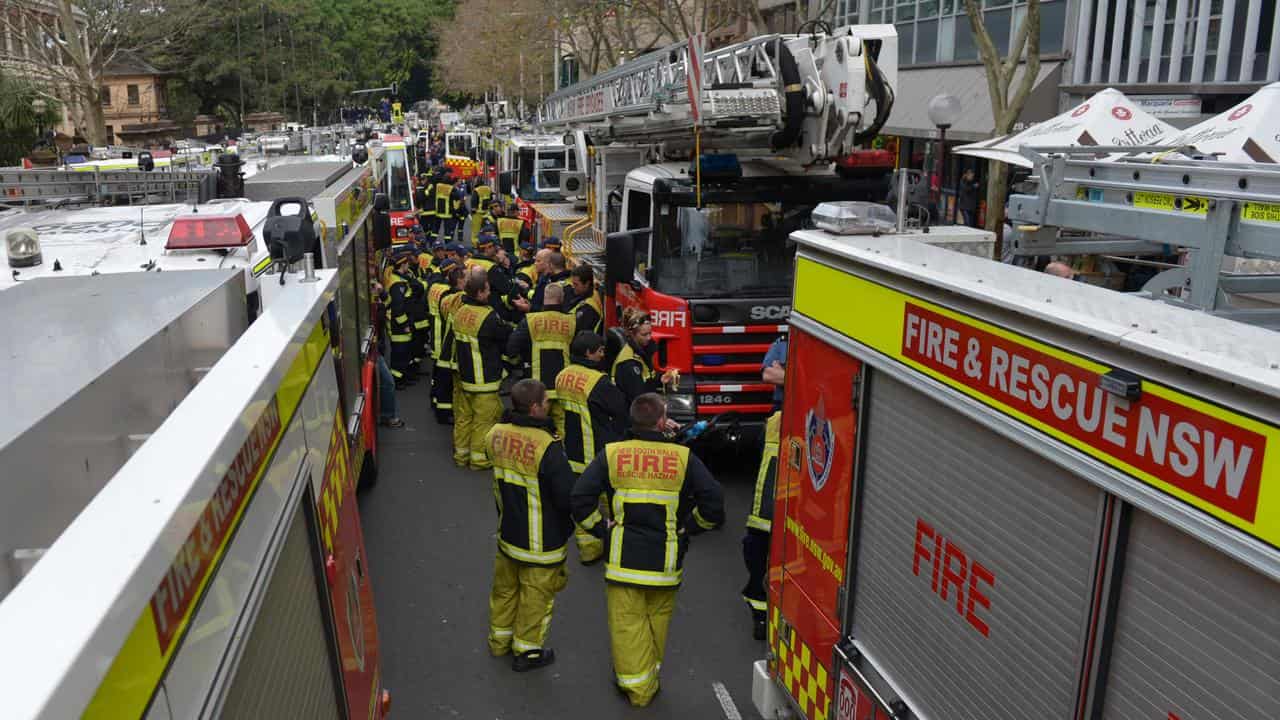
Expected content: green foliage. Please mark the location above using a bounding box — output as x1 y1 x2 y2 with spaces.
0 72 62 165
148 0 454 128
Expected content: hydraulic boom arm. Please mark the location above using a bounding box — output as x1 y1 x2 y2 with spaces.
539 25 897 164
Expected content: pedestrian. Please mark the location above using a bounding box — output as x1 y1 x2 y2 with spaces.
958 168 980 228
567 264 603 335
508 282 574 427
452 268 513 470
376 355 404 428
555 331 628 564
485 378 576 672
761 335 787 411
613 307 679 409
571 393 725 707
741 409 780 640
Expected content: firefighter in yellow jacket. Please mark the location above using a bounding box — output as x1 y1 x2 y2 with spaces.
452 268 514 469
572 393 724 706
556 331 628 565
485 378 576 672
742 410 781 640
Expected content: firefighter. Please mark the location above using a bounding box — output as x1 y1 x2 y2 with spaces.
385 248 418 388
433 264 468 424
474 233 530 321
613 307 679 408
484 378 576 672
452 268 514 470
566 264 603 335
405 250 431 374
414 172 433 232
508 283 573 426
531 249 572 312
571 393 724 706
513 239 538 293
433 171 455 240
451 180 470 241
496 204 529 255
427 259 462 423
555 331 628 564
472 179 494 216
742 409 780 640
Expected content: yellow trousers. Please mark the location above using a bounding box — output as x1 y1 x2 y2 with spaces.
488 551 568 656
453 386 502 469
606 583 678 707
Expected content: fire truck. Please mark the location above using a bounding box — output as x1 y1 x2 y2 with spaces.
489 131 586 235
0 261 388 719
755 154 1280 720
532 26 999 439
443 128 483 181
368 135 417 242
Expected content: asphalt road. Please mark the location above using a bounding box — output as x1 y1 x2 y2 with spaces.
358 380 765 719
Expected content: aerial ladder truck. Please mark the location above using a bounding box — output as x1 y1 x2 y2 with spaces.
536 25 990 447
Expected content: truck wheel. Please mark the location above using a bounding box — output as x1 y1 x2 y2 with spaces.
357 451 378 491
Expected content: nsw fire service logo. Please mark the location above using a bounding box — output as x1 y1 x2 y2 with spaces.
805 399 834 492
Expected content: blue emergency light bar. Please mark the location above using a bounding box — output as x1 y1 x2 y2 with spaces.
691 154 742 179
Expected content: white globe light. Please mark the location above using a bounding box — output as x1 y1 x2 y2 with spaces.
928 94 962 129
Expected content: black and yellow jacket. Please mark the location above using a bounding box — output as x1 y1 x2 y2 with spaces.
568 290 604 335
612 340 664 406
508 307 575 397
554 356 628 474
572 430 724 587
486 413 576 565
385 272 414 343
747 411 781 534
452 296 513 392
428 284 459 366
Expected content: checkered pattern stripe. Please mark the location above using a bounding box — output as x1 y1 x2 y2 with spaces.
769 607 831 720
446 158 482 177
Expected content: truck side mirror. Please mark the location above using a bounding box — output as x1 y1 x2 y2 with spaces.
498 171 514 196
371 193 391 250
605 229 643 296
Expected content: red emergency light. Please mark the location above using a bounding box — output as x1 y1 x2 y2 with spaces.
166 213 254 250
836 149 895 169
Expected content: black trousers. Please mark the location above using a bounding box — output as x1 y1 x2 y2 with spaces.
741 528 770 620
431 364 454 414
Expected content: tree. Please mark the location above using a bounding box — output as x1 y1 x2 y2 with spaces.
2 0 201 144
0 69 62 164
962 0 1040 233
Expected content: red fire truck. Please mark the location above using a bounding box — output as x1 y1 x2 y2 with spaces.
536 27 905 443
755 219 1280 720
370 135 417 242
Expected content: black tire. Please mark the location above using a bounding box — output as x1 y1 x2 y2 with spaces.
357 450 378 491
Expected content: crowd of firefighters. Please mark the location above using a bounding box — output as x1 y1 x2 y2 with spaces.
378 135 780 706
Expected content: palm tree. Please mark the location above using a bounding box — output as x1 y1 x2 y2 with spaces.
0 70 63 166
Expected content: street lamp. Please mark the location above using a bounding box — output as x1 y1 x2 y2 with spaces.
31 98 47 142
927 93 961 223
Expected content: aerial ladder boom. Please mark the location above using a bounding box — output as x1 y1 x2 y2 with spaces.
539 26 898 165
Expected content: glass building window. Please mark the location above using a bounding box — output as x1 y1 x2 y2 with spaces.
863 0 1065 67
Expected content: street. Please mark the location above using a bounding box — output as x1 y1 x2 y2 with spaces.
359 380 763 719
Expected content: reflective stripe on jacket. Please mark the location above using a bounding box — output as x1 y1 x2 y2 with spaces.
747 411 781 533
486 417 576 565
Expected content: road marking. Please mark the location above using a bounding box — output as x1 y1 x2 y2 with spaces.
712 681 743 720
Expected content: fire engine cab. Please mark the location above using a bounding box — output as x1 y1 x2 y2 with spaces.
755 220 1280 720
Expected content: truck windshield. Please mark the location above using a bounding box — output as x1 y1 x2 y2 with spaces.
446 133 474 158
533 149 566 193
649 200 814 298
386 148 411 211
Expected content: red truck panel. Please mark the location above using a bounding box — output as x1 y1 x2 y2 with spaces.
769 328 862 720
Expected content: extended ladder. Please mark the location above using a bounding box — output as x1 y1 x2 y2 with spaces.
1008 146 1280 326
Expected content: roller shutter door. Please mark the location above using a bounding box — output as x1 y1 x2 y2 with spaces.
1099 511 1280 720
850 374 1101 720
219 503 343 720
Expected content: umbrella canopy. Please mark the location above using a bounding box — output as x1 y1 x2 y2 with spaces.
954 88 1179 167
1166 82 1280 163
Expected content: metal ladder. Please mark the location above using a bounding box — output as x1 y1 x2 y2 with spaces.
1008 146 1280 326
539 34 785 134
0 168 218 208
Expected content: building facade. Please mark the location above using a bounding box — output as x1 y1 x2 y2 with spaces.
99 51 178 146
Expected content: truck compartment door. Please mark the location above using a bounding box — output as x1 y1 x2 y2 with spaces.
1098 510 1280 720
848 373 1101 720
770 328 861 720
